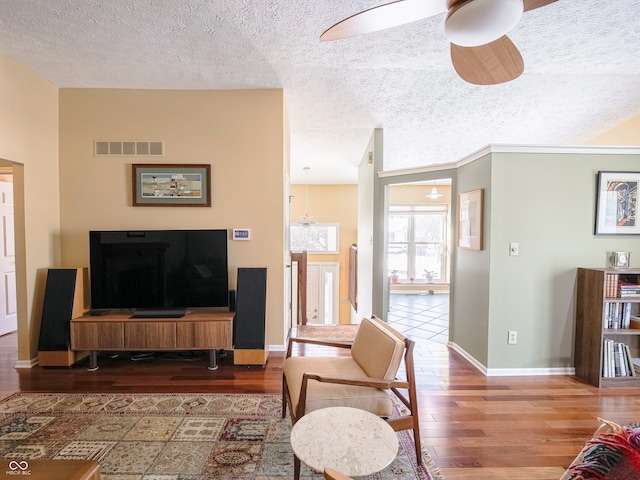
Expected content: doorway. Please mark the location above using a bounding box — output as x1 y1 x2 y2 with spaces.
306 262 339 324
291 261 339 325
383 178 452 345
0 178 16 337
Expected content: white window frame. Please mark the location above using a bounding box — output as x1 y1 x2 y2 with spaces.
290 223 340 254
388 205 448 281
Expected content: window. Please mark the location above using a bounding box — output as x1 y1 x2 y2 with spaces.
290 223 340 254
388 206 448 281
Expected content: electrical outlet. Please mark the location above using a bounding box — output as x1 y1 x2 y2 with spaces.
508 330 517 345
509 242 519 256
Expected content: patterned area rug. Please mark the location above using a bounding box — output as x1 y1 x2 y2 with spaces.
0 393 442 480
294 324 360 343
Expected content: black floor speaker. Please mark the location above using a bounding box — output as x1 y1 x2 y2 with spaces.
37 268 88 367
233 268 267 365
228 289 236 312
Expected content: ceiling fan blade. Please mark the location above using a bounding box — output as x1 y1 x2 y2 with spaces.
450 36 524 85
321 0 447 41
523 0 558 12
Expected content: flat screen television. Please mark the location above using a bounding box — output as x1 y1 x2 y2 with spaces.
89 229 228 317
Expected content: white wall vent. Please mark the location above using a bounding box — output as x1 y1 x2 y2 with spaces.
95 141 164 156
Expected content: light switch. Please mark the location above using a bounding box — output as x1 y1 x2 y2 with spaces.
509 243 519 256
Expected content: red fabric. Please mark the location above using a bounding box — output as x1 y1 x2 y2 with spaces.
568 426 640 480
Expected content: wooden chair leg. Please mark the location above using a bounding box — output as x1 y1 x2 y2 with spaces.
405 338 422 465
282 375 287 418
294 454 301 480
413 424 422 465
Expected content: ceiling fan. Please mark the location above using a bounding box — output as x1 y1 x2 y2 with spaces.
321 0 558 85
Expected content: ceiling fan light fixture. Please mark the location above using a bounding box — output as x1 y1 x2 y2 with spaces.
445 0 524 47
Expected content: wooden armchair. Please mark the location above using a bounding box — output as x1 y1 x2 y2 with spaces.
282 316 422 466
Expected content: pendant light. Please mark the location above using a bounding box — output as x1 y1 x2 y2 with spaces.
297 167 318 225
426 181 443 200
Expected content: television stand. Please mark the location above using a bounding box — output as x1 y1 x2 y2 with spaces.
70 310 233 371
131 308 186 318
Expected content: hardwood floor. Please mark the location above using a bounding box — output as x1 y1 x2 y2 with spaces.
2 331 640 479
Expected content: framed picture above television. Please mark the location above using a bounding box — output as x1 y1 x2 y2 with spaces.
132 164 211 207
595 171 639 235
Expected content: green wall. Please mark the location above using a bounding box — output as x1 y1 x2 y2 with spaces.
470 151 640 371
453 155 492 366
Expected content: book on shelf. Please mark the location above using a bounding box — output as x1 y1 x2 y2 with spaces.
602 338 637 378
607 273 620 298
618 277 640 297
604 302 634 329
624 345 636 376
632 357 640 375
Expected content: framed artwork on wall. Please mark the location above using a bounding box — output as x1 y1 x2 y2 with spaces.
132 164 211 207
458 189 483 250
595 171 639 235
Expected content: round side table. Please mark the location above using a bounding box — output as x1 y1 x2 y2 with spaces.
290 406 399 479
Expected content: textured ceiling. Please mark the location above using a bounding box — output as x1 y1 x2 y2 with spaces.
2 0 640 183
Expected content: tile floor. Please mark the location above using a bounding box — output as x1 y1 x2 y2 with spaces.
387 293 449 344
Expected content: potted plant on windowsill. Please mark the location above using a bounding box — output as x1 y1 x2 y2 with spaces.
390 269 399 284
424 270 436 283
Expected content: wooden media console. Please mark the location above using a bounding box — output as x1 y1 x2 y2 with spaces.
70 310 233 371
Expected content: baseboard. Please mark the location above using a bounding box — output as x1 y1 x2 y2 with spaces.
14 358 38 369
448 342 575 377
486 366 575 376
390 289 449 295
448 342 488 374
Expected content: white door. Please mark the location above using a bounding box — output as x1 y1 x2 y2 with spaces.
306 264 321 323
284 175 292 334
306 262 339 324
0 181 16 336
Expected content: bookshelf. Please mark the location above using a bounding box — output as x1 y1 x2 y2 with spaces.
575 268 640 387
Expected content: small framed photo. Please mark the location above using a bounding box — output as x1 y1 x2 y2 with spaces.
458 189 483 250
233 229 251 241
610 251 631 269
595 171 639 235
132 164 211 207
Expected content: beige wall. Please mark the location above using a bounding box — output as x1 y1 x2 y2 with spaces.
389 183 452 205
587 115 640 145
59 88 287 347
0 56 60 362
290 184 357 323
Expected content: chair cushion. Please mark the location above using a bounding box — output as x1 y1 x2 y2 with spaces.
284 356 394 417
350 317 406 380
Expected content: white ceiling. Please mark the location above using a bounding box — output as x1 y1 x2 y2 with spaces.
2 0 640 184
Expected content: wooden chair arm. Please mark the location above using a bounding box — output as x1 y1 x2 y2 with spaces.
291 337 353 348
303 372 393 390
